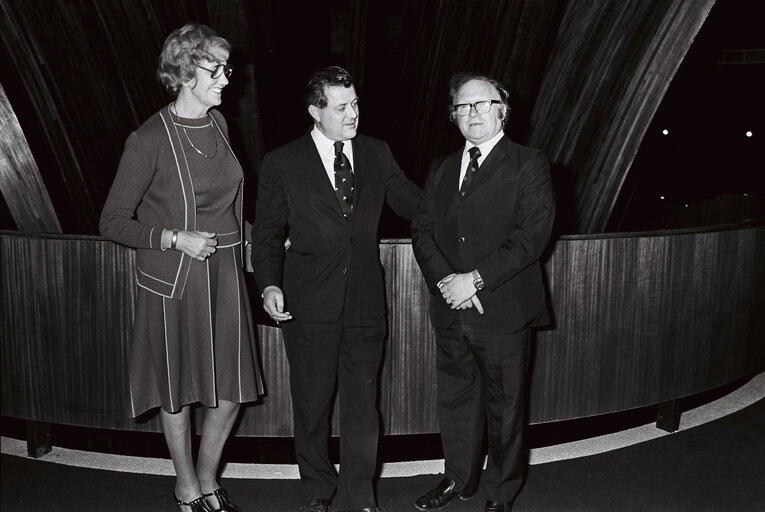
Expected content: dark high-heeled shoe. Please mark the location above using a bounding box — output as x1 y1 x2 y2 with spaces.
175 493 216 512
203 486 243 512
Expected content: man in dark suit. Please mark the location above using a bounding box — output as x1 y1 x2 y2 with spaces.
411 73 555 512
251 66 420 512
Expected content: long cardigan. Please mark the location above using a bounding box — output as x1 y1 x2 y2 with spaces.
100 106 246 299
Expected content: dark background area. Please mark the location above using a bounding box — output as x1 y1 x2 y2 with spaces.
1 0 763 237
609 0 765 232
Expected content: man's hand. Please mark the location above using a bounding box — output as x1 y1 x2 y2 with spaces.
455 295 485 314
439 272 479 310
262 286 293 323
245 242 253 272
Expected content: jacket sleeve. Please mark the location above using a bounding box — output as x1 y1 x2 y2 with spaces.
251 152 288 292
99 131 163 249
383 143 421 221
476 150 555 290
410 161 454 290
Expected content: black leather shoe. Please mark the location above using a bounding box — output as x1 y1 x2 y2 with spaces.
175 493 215 512
203 486 242 512
459 487 476 501
415 477 472 510
299 497 330 512
484 500 512 512
337 508 380 512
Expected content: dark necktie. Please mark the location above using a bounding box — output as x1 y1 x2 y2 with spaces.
334 141 354 216
460 146 481 197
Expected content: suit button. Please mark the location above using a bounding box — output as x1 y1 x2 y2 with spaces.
342 267 349 275
458 236 466 243
349 237 354 243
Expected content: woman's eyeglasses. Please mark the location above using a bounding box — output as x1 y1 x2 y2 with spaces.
197 63 233 79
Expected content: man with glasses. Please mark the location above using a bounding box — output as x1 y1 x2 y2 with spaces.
251 66 420 512
411 73 555 512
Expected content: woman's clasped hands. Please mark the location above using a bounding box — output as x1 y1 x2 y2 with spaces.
174 230 218 261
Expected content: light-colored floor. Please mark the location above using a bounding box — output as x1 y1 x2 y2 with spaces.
2 372 763 480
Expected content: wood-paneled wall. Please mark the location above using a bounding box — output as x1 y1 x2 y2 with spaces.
2 225 763 436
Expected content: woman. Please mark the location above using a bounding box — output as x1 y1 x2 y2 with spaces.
100 23 262 512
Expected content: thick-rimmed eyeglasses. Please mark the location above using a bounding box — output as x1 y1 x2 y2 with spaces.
197 63 233 79
452 100 501 117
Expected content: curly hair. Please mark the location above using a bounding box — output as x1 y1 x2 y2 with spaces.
304 66 355 109
157 23 231 96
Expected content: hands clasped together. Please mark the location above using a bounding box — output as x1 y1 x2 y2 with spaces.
438 272 484 314
174 230 218 262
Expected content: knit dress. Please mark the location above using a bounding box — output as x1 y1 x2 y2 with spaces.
101 107 263 416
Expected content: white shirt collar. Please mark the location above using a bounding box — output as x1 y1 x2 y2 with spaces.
310 125 353 157
311 125 334 155
310 125 354 187
463 129 505 162
457 130 505 190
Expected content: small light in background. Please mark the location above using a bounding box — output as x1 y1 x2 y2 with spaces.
745 130 753 138
662 129 669 135
660 196 665 200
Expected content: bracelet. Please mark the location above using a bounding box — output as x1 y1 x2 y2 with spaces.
171 229 178 249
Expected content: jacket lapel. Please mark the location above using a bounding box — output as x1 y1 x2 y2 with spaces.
437 152 462 216
350 136 366 211
299 133 343 212
462 135 508 199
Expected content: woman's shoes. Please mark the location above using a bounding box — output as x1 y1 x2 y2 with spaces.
203 486 243 512
175 493 216 512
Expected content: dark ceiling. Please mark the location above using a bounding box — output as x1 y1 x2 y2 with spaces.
1 0 761 237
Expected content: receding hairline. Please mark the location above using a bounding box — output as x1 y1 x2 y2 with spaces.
453 78 502 100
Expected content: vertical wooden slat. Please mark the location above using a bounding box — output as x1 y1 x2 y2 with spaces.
379 241 439 435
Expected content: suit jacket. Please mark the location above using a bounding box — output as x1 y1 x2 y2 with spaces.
251 131 420 323
411 134 555 332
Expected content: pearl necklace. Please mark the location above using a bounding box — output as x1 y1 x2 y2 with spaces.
170 105 218 159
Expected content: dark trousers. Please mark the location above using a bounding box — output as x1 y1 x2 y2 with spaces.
435 322 530 503
281 316 385 510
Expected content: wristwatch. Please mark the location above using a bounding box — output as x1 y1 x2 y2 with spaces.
472 270 485 291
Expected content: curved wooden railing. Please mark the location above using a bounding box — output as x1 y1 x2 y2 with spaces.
2 222 764 437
